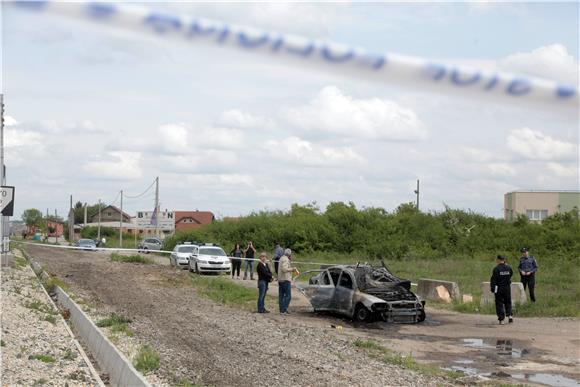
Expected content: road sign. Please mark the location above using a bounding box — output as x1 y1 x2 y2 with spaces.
1 186 15 216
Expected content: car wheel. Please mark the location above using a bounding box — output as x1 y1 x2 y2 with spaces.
418 309 426 323
354 304 371 322
195 263 199 274
143 247 149 254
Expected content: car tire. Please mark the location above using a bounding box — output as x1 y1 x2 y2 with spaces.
418 309 426 323
143 247 149 254
354 304 371 322
195 263 199 274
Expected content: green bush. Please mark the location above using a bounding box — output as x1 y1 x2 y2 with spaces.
163 202 579 261
110 253 153 264
133 345 160 374
80 226 117 239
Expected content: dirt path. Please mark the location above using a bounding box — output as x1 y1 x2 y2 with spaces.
25 245 580 386
225 269 580 386
25 245 452 386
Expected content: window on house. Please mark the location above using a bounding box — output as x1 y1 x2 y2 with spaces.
526 209 548 221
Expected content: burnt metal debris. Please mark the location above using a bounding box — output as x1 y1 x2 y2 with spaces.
297 262 426 324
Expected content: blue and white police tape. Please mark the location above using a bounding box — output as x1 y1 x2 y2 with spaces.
12 1 578 111
11 240 341 266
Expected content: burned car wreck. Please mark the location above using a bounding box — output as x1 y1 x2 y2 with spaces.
297 263 426 323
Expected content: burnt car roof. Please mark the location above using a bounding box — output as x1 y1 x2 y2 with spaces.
323 264 411 291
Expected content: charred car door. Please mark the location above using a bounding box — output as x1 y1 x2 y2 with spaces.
334 270 355 317
301 270 336 312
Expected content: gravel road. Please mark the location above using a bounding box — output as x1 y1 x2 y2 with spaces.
24 245 452 386
1 251 100 386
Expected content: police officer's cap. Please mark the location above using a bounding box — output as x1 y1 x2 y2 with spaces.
520 247 528 253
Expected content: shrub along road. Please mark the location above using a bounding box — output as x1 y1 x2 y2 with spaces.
24 244 579 386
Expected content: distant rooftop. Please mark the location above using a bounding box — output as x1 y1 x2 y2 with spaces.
507 190 580 193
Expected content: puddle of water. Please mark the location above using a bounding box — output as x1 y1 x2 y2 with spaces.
462 338 528 358
463 338 494 349
453 359 474 365
511 373 580 387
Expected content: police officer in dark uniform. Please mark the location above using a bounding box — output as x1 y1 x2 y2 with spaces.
518 247 538 302
491 255 513 325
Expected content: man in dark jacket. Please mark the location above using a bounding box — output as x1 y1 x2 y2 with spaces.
491 255 513 325
518 247 538 302
257 253 273 313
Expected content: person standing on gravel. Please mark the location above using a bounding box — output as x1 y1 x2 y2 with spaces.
257 252 273 313
243 241 256 280
230 243 243 280
273 242 284 275
490 255 513 325
278 248 299 315
518 247 538 302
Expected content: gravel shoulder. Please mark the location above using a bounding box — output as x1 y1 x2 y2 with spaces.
23 244 454 387
0 250 100 386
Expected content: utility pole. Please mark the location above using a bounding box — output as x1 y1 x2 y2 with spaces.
0 94 5 254
97 199 101 242
46 208 49 242
414 179 420 211
83 203 87 227
119 189 123 248
69 195 73 243
154 176 159 238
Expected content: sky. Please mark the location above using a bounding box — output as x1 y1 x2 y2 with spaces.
2 1 579 220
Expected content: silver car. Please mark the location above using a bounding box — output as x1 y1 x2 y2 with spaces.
137 237 163 253
298 264 425 323
170 244 197 269
75 238 97 251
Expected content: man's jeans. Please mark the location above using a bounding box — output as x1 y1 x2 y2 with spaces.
243 260 254 280
257 280 269 312
278 281 292 313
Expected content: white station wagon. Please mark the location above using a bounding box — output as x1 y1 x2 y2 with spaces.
170 243 197 269
188 245 231 274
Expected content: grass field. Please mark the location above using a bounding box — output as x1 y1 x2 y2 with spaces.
290 252 579 317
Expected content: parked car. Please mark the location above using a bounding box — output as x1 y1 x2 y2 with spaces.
188 244 231 274
297 263 425 323
170 243 197 269
137 237 163 253
75 238 97 251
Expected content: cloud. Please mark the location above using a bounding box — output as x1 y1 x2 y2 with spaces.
158 124 190 154
284 86 427 141
506 128 576 161
5 115 18 126
217 109 276 130
83 151 143 180
5 129 43 148
498 44 579 84
159 150 238 174
266 136 364 166
546 162 578 178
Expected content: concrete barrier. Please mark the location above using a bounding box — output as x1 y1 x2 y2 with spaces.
55 287 151 387
417 278 461 302
480 282 527 306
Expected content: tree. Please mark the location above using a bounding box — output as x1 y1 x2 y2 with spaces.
22 208 43 228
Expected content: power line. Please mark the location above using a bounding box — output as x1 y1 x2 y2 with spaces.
124 179 156 199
